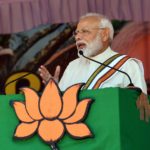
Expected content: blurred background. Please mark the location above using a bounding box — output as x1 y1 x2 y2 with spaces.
0 0 149 94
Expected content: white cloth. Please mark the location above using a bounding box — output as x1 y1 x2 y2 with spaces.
59 47 147 94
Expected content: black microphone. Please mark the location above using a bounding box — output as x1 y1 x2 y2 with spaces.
79 50 135 87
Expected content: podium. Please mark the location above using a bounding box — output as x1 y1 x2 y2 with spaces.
0 88 150 150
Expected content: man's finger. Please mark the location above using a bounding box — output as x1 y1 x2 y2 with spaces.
38 65 52 84
136 92 150 122
54 65 61 81
39 65 49 74
139 107 145 120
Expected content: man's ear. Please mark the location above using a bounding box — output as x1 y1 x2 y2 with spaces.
100 28 110 42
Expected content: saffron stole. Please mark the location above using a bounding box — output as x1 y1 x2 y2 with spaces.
82 54 130 90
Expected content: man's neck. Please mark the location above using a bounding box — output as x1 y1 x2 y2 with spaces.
92 44 109 58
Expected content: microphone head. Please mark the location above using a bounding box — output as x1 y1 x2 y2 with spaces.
79 50 83 55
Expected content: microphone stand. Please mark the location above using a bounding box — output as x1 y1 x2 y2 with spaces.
79 50 142 92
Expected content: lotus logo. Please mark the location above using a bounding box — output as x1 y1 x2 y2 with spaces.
12 79 93 149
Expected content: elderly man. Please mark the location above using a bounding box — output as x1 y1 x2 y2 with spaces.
39 13 147 94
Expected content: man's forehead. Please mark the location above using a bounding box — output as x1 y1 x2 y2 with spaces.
77 17 100 29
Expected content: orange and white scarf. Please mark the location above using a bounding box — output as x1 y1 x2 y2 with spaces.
82 54 130 90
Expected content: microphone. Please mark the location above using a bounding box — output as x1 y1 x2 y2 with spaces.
79 50 136 88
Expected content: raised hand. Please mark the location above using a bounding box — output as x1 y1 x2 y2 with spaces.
38 65 61 84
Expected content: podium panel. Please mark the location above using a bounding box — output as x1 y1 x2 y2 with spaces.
0 88 150 150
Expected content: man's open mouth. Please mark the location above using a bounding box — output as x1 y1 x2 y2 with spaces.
77 43 86 49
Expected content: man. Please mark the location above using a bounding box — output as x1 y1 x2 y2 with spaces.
39 13 147 94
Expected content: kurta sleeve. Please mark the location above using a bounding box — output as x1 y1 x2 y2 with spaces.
123 59 147 94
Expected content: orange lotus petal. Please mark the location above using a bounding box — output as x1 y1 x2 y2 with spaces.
13 102 33 123
59 84 82 119
21 88 43 120
38 119 64 143
14 121 38 138
66 123 92 138
64 99 92 123
40 80 62 119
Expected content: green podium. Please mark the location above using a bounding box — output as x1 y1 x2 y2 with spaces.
0 88 150 150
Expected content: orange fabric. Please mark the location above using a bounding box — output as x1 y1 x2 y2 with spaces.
93 56 129 89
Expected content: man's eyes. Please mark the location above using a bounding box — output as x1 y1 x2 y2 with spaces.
82 29 90 33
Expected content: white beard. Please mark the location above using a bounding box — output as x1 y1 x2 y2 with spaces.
77 34 103 60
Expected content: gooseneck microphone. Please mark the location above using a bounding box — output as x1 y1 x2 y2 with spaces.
79 50 134 86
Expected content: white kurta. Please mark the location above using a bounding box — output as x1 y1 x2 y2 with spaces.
59 47 147 94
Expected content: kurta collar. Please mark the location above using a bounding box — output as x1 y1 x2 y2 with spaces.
91 47 117 63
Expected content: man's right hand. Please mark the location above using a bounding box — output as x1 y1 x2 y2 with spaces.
136 92 150 122
38 65 61 84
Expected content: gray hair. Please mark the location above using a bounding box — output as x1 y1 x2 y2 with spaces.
80 13 114 41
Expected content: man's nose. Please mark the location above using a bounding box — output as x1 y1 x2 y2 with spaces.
75 33 83 41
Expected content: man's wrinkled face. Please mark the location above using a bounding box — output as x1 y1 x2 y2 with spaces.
74 17 103 57
77 33 103 58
